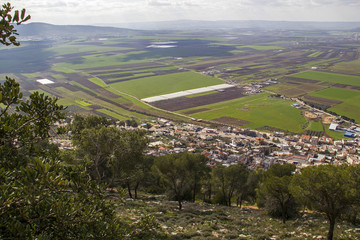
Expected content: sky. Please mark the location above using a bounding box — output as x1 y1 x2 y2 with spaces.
11 0 360 25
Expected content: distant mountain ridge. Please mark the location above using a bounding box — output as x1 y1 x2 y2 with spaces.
15 22 147 39
96 19 360 31
13 20 360 41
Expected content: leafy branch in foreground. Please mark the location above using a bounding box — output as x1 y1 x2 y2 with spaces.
0 2 30 46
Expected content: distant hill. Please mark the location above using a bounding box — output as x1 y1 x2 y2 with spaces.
96 20 360 31
15 21 360 39
15 22 148 39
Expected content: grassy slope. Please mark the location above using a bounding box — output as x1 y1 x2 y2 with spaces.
118 197 358 240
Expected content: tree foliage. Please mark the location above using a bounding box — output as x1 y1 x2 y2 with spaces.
152 153 209 210
290 165 358 240
0 2 30 46
0 3 132 238
0 77 130 238
212 163 248 207
257 164 298 223
71 116 149 198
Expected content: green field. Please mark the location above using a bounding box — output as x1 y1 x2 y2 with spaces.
306 120 323 131
110 72 224 99
56 51 149 70
291 71 360 87
308 51 323 58
239 45 285 51
50 44 123 56
29 89 55 97
88 77 107 87
180 93 308 133
331 59 360 74
75 100 91 107
309 88 360 122
96 109 129 120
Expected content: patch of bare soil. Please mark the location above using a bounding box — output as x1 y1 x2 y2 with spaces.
212 116 252 126
304 111 318 120
322 116 335 125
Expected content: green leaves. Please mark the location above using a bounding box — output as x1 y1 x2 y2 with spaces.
0 3 31 46
1 77 66 170
290 165 358 240
0 157 126 239
256 164 298 223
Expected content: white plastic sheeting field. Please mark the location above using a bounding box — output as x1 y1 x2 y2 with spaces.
142 84 233 103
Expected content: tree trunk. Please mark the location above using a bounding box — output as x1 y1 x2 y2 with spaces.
327 218 335 240
176 192 182 210
192 181 197 202
208 184 212 202
127 182 133 199
282 205 286 224
178 200 182 210
134 181 140 199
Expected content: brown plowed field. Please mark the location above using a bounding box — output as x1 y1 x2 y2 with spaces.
88 105 102 109
64 73 119 98
21 81 38 91
61 83 82 92
333 83 360 91
152 87 246 111
95 88 120 98
284 77 320 84
212 117 252 126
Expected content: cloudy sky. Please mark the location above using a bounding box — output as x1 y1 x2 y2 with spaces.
11 0 360 25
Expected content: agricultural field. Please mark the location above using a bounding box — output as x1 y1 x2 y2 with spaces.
178 93 309 133
291 71 360 87
307 88 360 122
1 23 359 129
152 87 246 111
265 77 328 97
109 71 224 99
330 59 360 74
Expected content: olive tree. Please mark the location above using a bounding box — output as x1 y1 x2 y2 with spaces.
290 165 357 240
257 163 298 223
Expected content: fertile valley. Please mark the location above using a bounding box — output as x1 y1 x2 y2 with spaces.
1 19 360 239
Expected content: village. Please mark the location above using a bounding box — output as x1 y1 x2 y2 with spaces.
55 115 360 172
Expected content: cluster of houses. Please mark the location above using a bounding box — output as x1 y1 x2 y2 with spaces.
141 118 360 170
54 116 360 170
243 79 278 95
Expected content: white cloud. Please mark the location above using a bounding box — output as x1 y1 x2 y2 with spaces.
9 0 360 24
